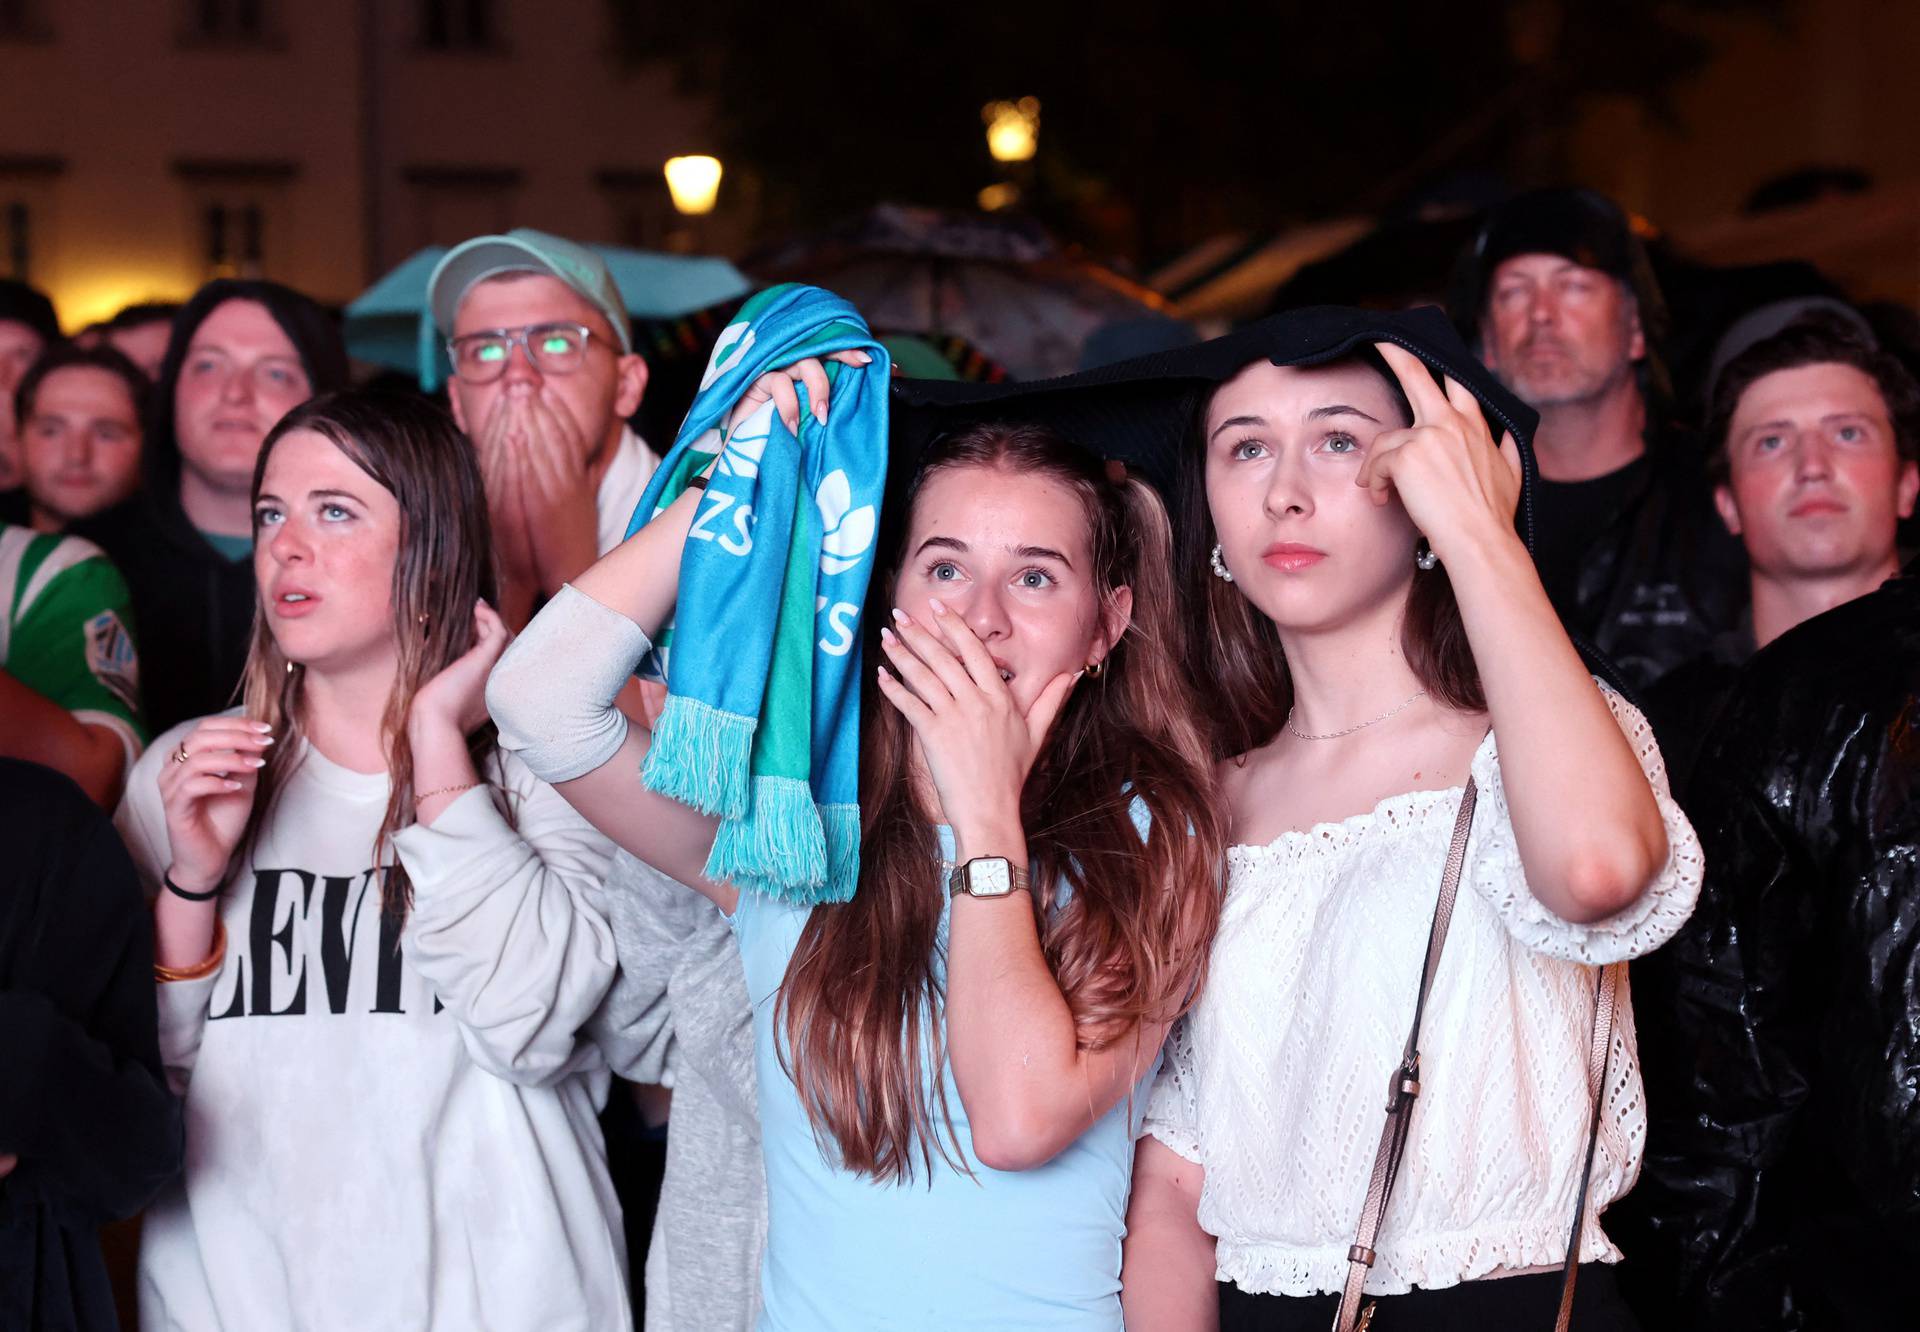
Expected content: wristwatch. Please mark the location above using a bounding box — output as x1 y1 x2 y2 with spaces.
946 856 1031 900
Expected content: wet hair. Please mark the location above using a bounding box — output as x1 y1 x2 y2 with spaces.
13 342 149 429
1706 313 1920 484
1175 351 1484 760
238 389 501 925
777 420 1225 1182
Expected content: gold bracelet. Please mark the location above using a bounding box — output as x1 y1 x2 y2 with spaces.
155 917 227 984
415 781 481 805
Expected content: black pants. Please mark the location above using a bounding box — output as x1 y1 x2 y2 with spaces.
1218 1264 1640 1332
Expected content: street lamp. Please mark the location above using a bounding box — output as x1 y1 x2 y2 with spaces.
664 156 724 215
982 98 1040 164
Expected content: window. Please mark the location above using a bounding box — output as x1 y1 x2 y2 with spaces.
0 0 51 42
173 160 296 279
0 157 62 281
204 202 266 278
4 203 28 280
419 0 497 52
181 0 278 47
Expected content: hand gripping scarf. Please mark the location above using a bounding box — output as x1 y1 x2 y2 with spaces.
624 284 889 904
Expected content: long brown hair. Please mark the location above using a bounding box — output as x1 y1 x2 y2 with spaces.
776 422 1225 1182
1175 352 1485 761
237 389 500 923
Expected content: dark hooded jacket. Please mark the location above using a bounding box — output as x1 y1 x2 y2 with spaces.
0 759 182 1331
1613 556 1920 1330
74 280 347 733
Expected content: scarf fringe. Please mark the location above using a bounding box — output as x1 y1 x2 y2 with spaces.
820 803 862 904
706 775 844 903
642 696 755 819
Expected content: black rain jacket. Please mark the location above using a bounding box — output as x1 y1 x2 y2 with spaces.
1617 556 1920 1330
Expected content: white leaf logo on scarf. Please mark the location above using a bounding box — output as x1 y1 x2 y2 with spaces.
701 321 756 391
817 470 876 575
719 399 775 478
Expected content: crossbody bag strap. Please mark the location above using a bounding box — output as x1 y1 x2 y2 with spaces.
1552 960 1622 1332
1331 777 1479 1332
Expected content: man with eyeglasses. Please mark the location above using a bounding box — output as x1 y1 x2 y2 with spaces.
429 230 655 636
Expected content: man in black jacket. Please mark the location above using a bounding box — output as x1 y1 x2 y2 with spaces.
0 759 181 1330
1451 188 1747 686
75 280 346 732
1623 559 1920 1330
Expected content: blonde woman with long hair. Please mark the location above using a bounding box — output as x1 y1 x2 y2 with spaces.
121 391 628 1330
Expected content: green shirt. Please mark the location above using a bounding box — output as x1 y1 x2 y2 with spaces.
1 523 147 758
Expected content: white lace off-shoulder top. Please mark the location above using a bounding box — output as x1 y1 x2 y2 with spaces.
1144 686 1703 1298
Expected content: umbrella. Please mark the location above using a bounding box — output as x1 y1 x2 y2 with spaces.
747 203 1168 381
345 243 754 389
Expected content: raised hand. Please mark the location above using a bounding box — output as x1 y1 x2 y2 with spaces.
476 394 539 587
723 349 875 437
410 600 511 739
157 716 274 893
1356 342 1524 564
874 600 1077 840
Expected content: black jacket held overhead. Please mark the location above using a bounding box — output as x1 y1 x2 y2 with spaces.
1620 556 1920 1331
74 279 347 734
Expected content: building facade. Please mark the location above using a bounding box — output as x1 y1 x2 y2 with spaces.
0 0 736 330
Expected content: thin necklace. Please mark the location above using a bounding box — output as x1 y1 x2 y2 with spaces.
1286 688 1428 741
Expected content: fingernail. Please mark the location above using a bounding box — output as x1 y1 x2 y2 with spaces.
891 607 909 624
246 756 266 768
814 402 828 426
252 721 273 733
1074 669 1086 682
879 626 895 643
257 734 275 745
929 597 948 616
855 351 873 364
225 780 243 790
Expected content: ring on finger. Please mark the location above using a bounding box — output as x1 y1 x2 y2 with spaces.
173 742 190 765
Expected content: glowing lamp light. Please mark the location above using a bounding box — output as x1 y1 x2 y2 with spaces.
982 97 1040 164
664 156 724 216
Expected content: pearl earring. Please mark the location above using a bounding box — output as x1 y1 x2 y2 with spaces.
1416 541 1440 572
1210 543 1235 582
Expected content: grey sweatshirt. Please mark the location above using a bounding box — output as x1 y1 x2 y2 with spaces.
590 850 766 1332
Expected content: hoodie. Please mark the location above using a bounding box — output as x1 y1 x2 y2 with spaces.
73 280 347 733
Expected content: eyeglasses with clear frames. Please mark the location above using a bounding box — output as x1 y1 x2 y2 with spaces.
447 321 600 384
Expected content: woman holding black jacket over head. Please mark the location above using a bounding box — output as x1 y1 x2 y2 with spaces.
1097 312 1701 1331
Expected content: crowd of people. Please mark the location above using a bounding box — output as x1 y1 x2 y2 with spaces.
0 186 1914 1332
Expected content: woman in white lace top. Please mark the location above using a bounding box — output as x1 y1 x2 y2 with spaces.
1120 341 1702 1331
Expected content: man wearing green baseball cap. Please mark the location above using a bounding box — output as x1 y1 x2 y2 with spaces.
429 228 656 641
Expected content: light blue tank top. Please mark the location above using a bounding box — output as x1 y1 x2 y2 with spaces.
729 822 1156 1331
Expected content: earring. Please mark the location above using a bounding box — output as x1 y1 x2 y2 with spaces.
1084 658 1105 679
418 610 432 637
1209 543 1235 582
1416 541 1440 572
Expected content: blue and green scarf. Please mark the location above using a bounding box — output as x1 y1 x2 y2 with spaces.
626 284 889 904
